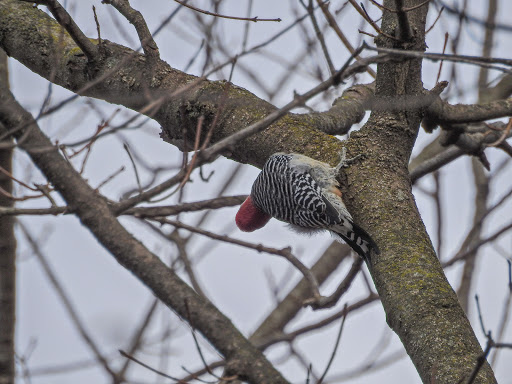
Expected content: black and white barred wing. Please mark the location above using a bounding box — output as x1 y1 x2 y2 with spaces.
251 154 327 226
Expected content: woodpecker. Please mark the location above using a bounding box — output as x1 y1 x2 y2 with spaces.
235 150 380 263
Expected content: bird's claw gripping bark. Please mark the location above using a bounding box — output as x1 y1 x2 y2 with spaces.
335 146 364 172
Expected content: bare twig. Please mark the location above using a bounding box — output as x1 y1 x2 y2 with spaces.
304 257 363 309
436 33 449 83
19 222 117 380
316 0 377 78
306 0 335 76
490 287 511 366
365 43 512 71
256 294 379 349
130 195 247 218
463 295 512 384
475 295 487 335
0 164 39 191
348 0 399 41
172 0 281 22
123 142 142 193
119 350 185 382
95 165 125 190
316 304 348 384
103 0 159 58
0 186 44 201
369 0 431 13
488 118 512 147
92 6 102 47
425 6 444 34
21 0 98 61
152 217 323 301
443 220 512 268
117 298 159 380
169 230 207 298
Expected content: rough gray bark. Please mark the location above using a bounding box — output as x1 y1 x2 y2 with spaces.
353 1 495 382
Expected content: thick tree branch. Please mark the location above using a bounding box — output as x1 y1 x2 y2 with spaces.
352 1 496 383
0 0 375 170
305 83 375 135
425 97 512 126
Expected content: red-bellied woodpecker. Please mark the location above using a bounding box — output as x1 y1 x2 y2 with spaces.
235 150 380 262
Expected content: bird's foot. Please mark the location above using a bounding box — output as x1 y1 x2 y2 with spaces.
335 146 363 172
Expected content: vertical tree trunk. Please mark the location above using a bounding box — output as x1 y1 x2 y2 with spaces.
0 48 16 384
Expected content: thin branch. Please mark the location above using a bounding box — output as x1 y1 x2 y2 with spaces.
0 206 67 216
303 257 363 309
0 164 39 191
463 297 507 384
316 0 377 78
306 0 335 76
490 288 512 366
365 43 512 71
443 221 512 268
0 195 247 217
410 146 462 183
488 118 512 147
178 360 226 383
425 6 444 34
369 0 432 13
172 0 281 22
95 165 125 190
119 350 185 382
123 142 142 193
152 217 323 302
21 0 98 61
185 308 226 381
438 0 512 32
475 295 487 335
0 185 44 201
103 0 159 58
348 0 399 41
117 298 159 380
435 33 449 83
316 304 348 384
127 195 247 217
256 294 379 349
92 6 102 47
169 230 207 298
19 222 118 380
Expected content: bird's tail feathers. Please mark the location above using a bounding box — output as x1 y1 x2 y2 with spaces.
332 222 380 264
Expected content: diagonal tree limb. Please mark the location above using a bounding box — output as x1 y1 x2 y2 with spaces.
0 82 289 384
